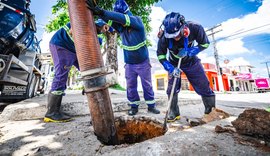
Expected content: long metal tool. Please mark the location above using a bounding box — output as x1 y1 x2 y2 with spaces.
163 57 182 130
163 37 188 130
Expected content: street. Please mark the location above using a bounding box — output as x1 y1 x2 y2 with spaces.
0 90 269 155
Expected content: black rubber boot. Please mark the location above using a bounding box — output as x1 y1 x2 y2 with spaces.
168 94 180 122
44 92 72 122
128 107 138 116
202 96 216 114
148 107 160 114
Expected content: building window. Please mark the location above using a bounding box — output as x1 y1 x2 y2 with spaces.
157 78 165 90
181 79 189 90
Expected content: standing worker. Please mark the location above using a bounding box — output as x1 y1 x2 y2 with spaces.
44 20 110 122
86 0 160 115
157 12 215 122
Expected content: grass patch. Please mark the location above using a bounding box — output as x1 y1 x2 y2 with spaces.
110 83 126 91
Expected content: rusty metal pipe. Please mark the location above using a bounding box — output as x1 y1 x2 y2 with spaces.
67 0 118 145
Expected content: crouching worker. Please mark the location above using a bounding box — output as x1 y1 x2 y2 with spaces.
44 20 110 122
156 12 216 122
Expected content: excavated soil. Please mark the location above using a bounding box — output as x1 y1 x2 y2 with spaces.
231 108 270 141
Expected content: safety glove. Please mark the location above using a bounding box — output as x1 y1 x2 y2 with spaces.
162 61 181 78
187 46 200 56
85 0 104 15
178 48 187 58
162 61 174 74
171 68 181 78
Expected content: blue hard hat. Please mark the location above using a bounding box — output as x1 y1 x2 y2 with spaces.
113 0 130 14
163 12 185 38
95 19 106 27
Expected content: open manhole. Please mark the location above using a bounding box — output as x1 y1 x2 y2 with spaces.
114 115 167 144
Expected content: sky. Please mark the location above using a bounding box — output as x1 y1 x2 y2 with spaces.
30 0 270 78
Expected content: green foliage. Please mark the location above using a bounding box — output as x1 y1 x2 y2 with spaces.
46 0 69 32
46 0 162 32
109 83 126 91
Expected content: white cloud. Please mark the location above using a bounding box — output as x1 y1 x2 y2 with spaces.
216 38 250 55
215 0 270 56
226 57 251 67
198 53 216 64
148 6 167 58
40 31 55 53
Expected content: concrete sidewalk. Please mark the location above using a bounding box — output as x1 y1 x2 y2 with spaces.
0 89 201 122
0 90 269 155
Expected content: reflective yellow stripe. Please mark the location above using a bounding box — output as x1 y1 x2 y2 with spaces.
129 101 140 105
97 34 103 38
158 55 166 60
124 14 130 27
63 25 74 42
201 43 209 48
145 100 155 104
108 20 113 26
121 40 146 51
169 50 180 59
51 90 65 95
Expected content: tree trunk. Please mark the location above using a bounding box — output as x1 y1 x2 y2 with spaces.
103 31 118 85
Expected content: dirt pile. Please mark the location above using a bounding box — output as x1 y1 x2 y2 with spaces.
232 108 270 141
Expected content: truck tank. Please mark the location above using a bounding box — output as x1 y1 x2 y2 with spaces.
0 0 44 102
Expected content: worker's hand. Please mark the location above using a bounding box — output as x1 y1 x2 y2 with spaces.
85 0 104 16
170 68 181 78
162 61 174 74
178 48 187 58
69 28 73 37
101 24 110 33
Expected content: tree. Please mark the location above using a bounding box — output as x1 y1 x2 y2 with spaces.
46 0 162 85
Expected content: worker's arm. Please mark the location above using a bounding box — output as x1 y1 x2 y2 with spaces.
157 36 169 64
187 23 210 56
101 10 144 30
98 16 124 33
156 36 175 73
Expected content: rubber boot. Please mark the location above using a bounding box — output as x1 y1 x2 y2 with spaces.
148 106 160 114
128 107 138 116
202 96 216 114
168 94 180 122
44 92 72 122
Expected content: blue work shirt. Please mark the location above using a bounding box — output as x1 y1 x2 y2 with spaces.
100 10 149 64
157 21 210 66
50 23 103 53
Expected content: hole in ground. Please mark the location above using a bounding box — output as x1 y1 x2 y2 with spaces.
114 115 167 145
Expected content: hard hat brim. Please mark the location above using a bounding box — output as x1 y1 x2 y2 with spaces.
164 29 181 38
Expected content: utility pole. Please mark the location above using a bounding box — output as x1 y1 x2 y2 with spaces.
206 24 224 91
261 61 270 78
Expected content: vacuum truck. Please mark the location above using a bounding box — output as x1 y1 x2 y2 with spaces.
0 0 44 102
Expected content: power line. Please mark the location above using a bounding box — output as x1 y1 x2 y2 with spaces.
216 23 270 41
261 61 270 78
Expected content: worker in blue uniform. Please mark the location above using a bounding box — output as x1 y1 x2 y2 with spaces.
86 0 160 115
44 20 110 123
157 12 216 122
